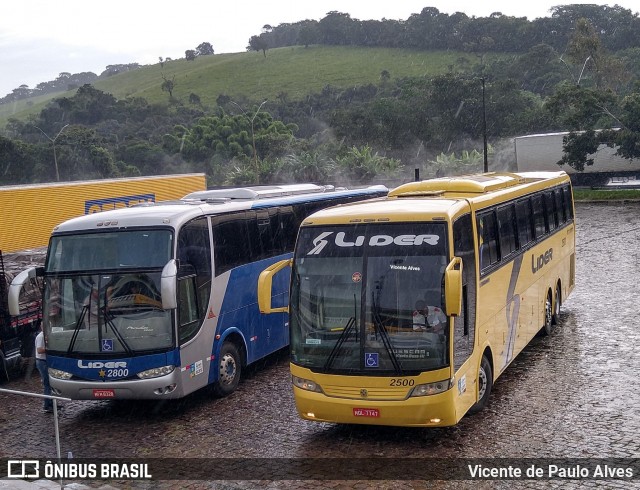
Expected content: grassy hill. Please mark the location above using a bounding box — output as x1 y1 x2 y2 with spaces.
0 46 507 128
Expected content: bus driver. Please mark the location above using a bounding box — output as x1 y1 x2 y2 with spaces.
412 300 446 332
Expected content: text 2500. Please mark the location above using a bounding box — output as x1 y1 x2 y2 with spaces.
389 378 415 387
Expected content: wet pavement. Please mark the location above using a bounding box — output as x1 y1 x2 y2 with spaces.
1 202 639 489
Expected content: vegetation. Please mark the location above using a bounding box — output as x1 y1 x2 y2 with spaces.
1 5 640 188
573 188 640 201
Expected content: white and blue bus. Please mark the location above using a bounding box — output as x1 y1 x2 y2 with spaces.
9 184 387 399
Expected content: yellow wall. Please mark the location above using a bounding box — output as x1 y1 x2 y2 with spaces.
0 174 206 253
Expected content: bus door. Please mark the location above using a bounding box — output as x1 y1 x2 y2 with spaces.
452 212 478 414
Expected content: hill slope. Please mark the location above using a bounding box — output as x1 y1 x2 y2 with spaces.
0 46 505 127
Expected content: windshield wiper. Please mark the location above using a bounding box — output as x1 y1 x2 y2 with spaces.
102 308 134 356
323 293 359 371
67 304 88 355
323 316 356 371
371 292 403 374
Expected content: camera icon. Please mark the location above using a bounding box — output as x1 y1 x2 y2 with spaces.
7 460 40 479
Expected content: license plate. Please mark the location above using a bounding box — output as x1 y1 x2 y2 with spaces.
93 389 115 398
353 408 380 418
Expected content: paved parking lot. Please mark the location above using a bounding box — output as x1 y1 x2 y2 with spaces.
1 202 639 489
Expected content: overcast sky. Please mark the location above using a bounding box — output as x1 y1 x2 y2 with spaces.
1 1 638 98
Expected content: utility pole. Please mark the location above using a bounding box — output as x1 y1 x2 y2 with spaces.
35 124 69 182
481 78 488 173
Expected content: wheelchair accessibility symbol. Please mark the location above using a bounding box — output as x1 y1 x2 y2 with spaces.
101 339 114 352
365 352 379 368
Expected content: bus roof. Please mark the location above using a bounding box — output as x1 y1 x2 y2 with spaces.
301 171 570 225
51 185 389 234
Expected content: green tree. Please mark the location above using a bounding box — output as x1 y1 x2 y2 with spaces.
161 75 176 98
297 25 318 47
196 42 214 56
544 82 618 131
248 35 269 57
560 90 640 170
335 145 402 183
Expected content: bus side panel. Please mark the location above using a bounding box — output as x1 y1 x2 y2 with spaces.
211 255 290 377
477 222 575 382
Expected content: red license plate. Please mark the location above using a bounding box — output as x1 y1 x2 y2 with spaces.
353 408 380 418
93 389 115 398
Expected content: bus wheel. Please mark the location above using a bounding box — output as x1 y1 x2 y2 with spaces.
469 356 493 414
0 353 8 383
542 290 554 336
552 283 561 325
213 342 241 397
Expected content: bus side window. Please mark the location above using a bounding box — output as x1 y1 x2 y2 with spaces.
563 186 574 220
177 217 212 344
211 213 251 275
178 273 200 344
477 211 499 272
515 198 533 249
279 206 297 252
531 194 546 239
554 188 566 225
496 204 517 258
544 191 557 232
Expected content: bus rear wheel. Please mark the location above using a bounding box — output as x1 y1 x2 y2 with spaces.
213 342 241 397
0 353 8 383
542 290 554 336
552 283 561 325
469 355 493 414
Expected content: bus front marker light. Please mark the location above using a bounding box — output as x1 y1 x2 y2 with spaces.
292 375 322 393
137 365 175 379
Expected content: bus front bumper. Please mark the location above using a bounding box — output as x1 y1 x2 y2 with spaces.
50 370 183 400
293 386 458 427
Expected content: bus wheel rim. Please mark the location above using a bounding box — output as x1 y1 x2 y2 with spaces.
545 297 553 328
219 354 237 385
478 366 487 399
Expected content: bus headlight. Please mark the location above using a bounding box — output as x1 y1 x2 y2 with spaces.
137 365 175 379
410 379 451 397
292 375 322 393
48 368 73 380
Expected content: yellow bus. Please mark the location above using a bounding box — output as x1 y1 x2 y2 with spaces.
258 172 576 427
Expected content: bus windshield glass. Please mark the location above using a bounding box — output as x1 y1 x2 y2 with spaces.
43 230 174 355
290 223 449 375
47 230 173 272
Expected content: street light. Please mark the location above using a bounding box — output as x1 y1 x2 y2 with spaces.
577 56 593 87
35 124 69 182
230 100 268 184
481 78 488 173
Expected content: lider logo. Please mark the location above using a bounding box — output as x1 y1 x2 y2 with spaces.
307 231 440 255
532 248 553 273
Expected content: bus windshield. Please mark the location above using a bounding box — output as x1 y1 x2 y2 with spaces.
43 230 174 355
290 223 449 375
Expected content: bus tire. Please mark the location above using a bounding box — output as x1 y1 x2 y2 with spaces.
552 283 561 325
542 290 554 336
469 355 493 414
213 341 241 397
0 353 8 383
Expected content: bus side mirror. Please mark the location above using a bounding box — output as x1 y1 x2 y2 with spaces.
258 259 292 314
444 257 463 317
9 266 43 316
161 260 178 310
